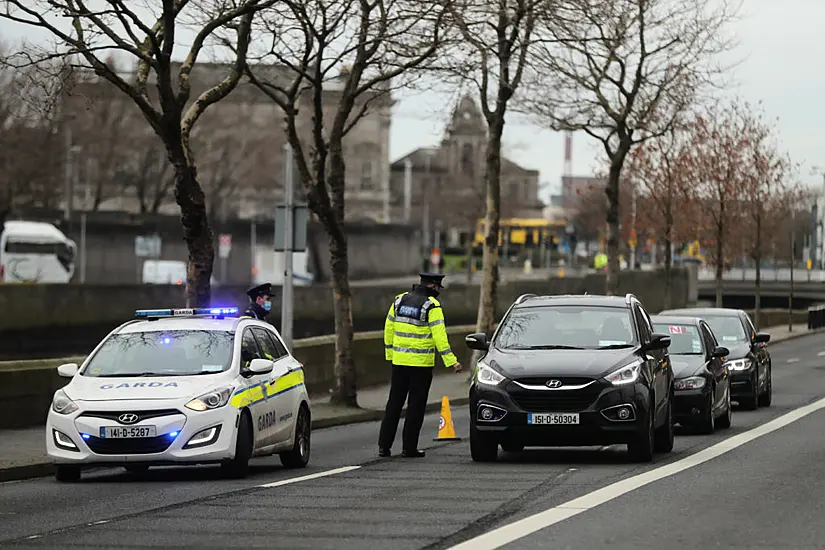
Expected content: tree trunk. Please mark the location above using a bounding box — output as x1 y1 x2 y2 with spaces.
166 139 214 308
604 154 627 296
327 148 357 408
714 220 724 308
475 116 505 338
664 233 673 310
754 211 762 327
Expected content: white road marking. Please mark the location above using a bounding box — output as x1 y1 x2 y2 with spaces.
448 395 825 550
257 465 361 488
817 351 825 357
787 358 800 363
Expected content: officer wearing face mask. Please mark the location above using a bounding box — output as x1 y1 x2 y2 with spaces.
241 283 274 322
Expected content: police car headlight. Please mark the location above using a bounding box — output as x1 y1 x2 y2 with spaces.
606 360 642 386
476 363 506 386
185 386 233 412
52 389 78 415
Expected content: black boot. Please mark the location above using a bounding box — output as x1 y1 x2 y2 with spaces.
378 448 391 457
401 449 425 458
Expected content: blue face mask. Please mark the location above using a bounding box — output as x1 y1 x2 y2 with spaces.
262 300 272 311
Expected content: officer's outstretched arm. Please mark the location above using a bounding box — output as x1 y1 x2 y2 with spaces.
427 302 458 368
384 302 395 361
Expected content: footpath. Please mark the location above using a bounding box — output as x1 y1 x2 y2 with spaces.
0 323 815 483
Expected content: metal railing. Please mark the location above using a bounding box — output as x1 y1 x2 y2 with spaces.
697 268 825 283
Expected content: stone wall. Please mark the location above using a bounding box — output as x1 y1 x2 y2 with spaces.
0 268 693 359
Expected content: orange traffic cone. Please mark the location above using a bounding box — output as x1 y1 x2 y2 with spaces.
433 396 461 441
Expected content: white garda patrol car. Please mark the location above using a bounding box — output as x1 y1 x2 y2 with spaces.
46 307 311 482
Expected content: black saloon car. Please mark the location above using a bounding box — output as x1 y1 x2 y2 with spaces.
650 315 732 432
658 308 771 410
465 293 674 463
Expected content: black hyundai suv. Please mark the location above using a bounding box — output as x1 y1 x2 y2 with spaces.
465 293 675 463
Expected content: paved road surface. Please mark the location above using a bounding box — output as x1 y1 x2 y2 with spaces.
2 333 825 549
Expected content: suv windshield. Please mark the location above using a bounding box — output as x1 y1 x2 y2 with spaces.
703 316 747 343
494 305 636 350
81 330 235 377
652 323 703 355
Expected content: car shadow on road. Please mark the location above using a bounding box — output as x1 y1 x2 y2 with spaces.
82 461 288 483
495 447 635 465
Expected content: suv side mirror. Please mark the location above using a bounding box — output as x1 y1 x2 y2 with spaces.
57 363 79 378
465 332 489 351
642 333 671 352
711 346 729 359
754 332 770 344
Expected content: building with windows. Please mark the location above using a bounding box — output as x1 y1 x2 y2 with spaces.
389 95 543 248
59 63 392 221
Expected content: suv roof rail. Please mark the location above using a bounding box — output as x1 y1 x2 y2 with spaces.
624 293 637 304
515 293 537 305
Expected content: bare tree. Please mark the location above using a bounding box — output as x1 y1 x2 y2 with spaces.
244 0 445 407
1 0 275 306
0 42 68 226
739 106 791 326
116 141 175 214
529 0 738 295
443 0 541 355
624 126 697 307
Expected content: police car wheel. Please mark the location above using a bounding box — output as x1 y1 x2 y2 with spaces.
55 465 81 483
222 411 253 479
280 405 311 469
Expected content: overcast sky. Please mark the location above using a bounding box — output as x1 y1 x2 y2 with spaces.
3 0 822 200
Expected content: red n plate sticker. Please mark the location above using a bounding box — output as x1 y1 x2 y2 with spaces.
668 326 685 334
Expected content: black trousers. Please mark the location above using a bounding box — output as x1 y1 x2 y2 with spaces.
378 365 434 451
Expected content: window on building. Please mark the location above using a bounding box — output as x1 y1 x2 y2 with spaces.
361 161 375 190
461 143 474 175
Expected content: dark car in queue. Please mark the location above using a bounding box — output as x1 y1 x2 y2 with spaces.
658 308 771 410
650 315 732 433
465 293 675 463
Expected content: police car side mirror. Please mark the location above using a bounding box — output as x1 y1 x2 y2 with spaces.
247 358 274 375
465 333 489 351
57 363 79 378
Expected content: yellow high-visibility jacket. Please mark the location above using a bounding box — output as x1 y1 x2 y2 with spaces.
384 291 458 368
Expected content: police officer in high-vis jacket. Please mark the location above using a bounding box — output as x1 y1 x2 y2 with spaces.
378 272 463 458
241 283 274 322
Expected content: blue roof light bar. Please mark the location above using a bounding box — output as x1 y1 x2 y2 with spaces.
134 307 239 319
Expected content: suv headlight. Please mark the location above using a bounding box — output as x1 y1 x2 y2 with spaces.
475 363 506 386
725 358 751 371
185 386 234 412
674 376 706 390
606 360 642 386
52 389 78 415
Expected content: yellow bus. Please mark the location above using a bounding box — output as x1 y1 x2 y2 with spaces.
474 218 566 250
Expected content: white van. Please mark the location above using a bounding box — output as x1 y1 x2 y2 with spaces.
0 221 77 283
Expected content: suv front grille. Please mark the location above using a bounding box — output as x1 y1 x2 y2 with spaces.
508 383 603 413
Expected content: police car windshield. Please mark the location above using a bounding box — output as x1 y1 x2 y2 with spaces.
494 305 636 350
652 323 703 355
82 330 234 377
